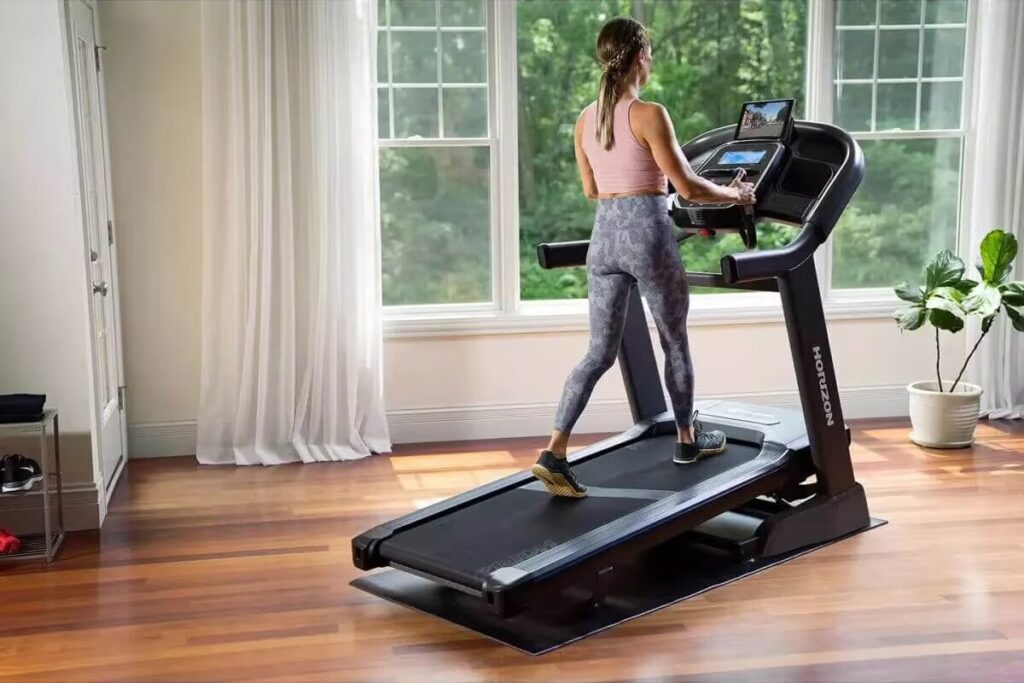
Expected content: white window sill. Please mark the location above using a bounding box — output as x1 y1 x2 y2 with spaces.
383 290 900 339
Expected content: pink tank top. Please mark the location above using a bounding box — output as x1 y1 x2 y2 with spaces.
581 98 667 195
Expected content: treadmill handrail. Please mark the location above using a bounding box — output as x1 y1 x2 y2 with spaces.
795 122 864 236
720 222 818 284
536 226 817 286
678 121 864 238
536 121 863 284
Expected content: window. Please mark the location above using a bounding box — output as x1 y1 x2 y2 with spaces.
516 0 808 301
377 0 493 306
375 0 976 330
830 0 969 289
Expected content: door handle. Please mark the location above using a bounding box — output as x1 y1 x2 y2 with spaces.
93 281 109 296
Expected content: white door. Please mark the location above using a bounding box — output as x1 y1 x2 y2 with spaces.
66 0 127 498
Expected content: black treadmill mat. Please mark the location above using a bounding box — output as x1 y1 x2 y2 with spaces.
378 436 765 587
353 518 886 655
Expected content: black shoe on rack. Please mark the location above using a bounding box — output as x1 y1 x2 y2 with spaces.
2 454 43 493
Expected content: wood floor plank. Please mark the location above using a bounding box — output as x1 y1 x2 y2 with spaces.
0 418 1022 681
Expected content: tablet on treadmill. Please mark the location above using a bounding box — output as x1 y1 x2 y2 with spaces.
735 99 794 141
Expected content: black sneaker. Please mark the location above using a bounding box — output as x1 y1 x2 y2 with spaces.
531 450 587 498
2 454 43 493
674 413 728 464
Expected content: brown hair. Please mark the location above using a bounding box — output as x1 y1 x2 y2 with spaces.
595 17 650 150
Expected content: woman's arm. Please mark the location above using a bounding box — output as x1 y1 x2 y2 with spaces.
574 113 599 200
635 103 755 205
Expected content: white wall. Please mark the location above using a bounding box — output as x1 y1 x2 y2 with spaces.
382 318 964 442
98 0 967 456
0 0 98 523
100 0 203 427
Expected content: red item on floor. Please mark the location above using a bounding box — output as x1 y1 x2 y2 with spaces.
0 529 20 554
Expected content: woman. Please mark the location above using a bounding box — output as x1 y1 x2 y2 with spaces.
531 17 756 499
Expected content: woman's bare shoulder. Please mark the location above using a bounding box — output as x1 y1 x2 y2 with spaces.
633 99 668 119
631 99 671 137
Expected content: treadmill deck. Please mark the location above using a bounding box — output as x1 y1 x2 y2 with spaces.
378 427 798 590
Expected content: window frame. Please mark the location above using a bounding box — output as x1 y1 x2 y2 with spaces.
377 0 499 315
381 0 978 338
811 0 977 305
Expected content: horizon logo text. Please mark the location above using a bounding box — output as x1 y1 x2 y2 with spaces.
812 345 834 427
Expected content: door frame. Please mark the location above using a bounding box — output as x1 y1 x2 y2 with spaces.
59 0 129 518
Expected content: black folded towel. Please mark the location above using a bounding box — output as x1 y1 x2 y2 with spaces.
0 394 46 423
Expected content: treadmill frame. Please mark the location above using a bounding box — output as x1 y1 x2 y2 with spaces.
354 411 815 616
353 121 872 617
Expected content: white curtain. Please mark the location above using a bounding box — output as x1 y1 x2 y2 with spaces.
197 0 391 464
963 0 1024 419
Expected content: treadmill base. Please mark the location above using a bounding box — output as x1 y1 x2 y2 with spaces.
351 517 885 655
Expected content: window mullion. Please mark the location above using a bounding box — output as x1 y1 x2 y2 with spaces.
955 0 980 262
871 0 880 132
494 0 520 314
807 0 835 122
915 0 925 130
435 0 443 137
810 0 836 302
385 1 395 139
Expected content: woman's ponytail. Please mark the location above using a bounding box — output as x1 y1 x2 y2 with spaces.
594 17 649 151
596 70 620 150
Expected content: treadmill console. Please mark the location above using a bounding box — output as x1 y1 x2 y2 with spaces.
689 141 786 191
670 99 795 247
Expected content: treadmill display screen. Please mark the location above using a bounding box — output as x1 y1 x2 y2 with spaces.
719 150 767 165
737 100 793 140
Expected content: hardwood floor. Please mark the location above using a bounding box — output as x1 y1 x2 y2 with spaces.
2 419 1024 682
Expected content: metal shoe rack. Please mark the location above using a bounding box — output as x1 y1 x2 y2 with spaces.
0 410 65 562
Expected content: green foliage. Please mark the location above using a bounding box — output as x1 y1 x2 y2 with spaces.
831 139 962 288
894 250 966 333
892 229 1024 391
894 281 924 304
924 249 964 290
1002 281 1024 307
895 306 926 331
379 147 492 305
962 282 1001 319
978 230 1018 283
1006 305 1024 332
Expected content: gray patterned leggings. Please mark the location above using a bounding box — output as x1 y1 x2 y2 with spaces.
554 195 694 433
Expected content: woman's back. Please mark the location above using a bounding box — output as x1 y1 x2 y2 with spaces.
580 97 666 196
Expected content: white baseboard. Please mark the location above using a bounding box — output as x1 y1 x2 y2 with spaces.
386 384 909 444
126 385 909 454
0 482 101 533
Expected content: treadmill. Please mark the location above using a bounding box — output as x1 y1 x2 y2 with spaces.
352 100 875 649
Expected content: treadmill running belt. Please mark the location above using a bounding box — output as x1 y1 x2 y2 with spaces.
571 434 762 490
379 435 766 588
380 491 649 587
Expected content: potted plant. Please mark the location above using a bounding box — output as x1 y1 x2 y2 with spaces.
893 229 1024 448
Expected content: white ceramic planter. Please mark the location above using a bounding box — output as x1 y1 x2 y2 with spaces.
907 380 983 448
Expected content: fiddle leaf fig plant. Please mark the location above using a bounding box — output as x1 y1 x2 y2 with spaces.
893 229 1024 392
